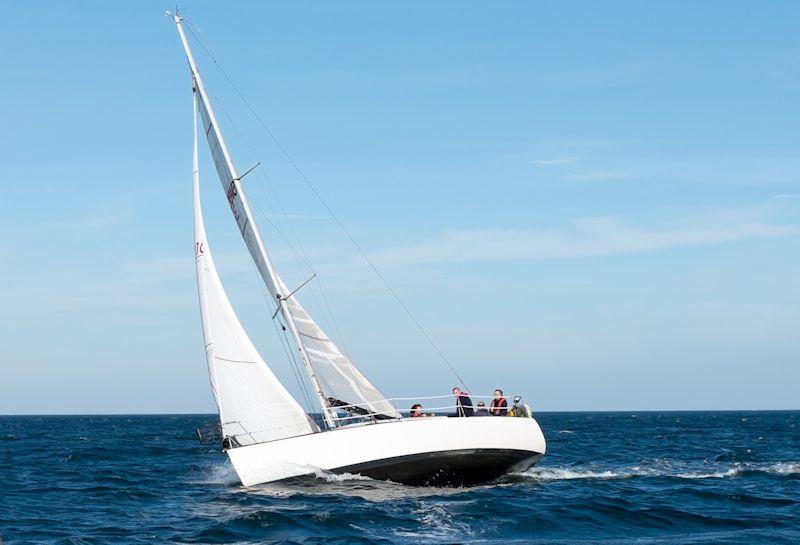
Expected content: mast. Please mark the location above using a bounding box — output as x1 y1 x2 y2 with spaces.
171 13 336 429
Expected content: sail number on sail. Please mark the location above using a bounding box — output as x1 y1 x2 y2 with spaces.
226 181 242 222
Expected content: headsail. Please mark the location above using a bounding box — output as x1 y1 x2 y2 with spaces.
193 96 318 445
277 277 400 418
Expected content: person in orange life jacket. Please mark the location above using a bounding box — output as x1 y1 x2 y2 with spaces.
489 389 508 416
452 387 474 417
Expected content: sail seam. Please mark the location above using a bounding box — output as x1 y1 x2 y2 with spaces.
298 332 330 342
214 356 258 364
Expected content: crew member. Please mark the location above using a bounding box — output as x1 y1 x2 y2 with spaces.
489 389 508 416
453 387 474 417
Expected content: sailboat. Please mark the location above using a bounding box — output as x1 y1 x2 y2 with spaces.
171 12 546 487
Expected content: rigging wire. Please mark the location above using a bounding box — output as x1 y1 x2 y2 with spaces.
247 256 317 416
183 18 469 391
275 317 316 417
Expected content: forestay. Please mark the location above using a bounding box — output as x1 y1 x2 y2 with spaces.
193 97 318 445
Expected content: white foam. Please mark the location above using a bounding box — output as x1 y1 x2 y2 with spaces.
765 462 800 475
675 467 741 479
395 503 474 540
522 467 623 481
522 461 800 483
313 469 374 482
196 461 239 485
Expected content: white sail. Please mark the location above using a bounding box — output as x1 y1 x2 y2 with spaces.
195 92 276 297
197 80 397 417
277 277 400 418
175 14 397 424
196 92 397 420
193 97 318 445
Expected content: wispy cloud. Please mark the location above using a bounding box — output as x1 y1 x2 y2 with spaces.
530 156 630 182
569 170 630 182
533 157 578 167
371 206 795 266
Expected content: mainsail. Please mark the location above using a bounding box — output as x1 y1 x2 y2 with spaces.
193 97 318 445
175 14 398 425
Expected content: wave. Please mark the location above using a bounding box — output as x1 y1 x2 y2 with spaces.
191 461 240 485
313 469 375 483
676 462 800 479
675 468 741 479
190 461 367 488
522 467 624 481
520 461 800 482
395 503 475 540
768 462 800 475
196 460 799 489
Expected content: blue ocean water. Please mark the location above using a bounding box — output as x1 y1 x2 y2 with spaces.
1 411 798 544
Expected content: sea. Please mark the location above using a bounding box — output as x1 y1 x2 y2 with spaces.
1 411 798 544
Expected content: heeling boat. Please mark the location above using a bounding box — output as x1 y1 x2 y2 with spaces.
171 12 546 487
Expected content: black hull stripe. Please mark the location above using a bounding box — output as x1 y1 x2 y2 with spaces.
329 448 544 487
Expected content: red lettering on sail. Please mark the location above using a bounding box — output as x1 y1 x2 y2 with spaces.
226 181 237 207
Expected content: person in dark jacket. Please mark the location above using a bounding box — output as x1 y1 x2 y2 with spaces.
475 400 489 416
452 387 474 417
489 389 508 416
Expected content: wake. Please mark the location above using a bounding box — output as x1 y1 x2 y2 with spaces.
518 461 800 482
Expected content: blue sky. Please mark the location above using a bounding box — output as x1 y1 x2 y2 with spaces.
1 1 798 414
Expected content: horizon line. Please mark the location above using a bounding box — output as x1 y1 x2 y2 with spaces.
1 408 798 417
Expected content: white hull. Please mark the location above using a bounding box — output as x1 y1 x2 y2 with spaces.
228 416 546 486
